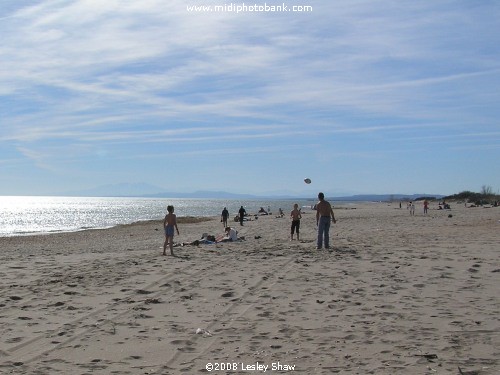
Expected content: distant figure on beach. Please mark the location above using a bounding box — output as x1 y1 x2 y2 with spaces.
423 200 429 215
315 192 336 249
163 205 179 256
258 207 268 215
238 206 246 226
221 207 229 227
290 203 302 241
409 201 415 216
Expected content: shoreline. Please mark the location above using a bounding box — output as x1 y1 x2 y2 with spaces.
0 216 215 240
1 198 487 239
0 202 498 374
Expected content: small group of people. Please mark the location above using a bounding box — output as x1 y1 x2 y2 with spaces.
163 205 241 256
226 206 247 226
222 193 337 250
221 205 247 227
162 192 338 256
438 201 451 210
406 199 430 215
193 227 239 245
280 192 338 249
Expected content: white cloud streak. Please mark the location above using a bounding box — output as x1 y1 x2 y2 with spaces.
1 0 499 191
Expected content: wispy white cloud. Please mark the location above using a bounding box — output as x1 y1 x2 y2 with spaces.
1 1 499 194
15 146 59 171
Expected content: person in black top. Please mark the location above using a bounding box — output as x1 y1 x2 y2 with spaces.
238 206 246 226
221 207 229 227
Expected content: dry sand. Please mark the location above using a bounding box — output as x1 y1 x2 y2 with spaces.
0 202 498 374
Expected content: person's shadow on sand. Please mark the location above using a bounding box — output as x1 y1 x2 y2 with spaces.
331 246 357 254
161 253 190 260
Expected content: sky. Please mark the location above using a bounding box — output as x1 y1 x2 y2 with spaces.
1 0 499 197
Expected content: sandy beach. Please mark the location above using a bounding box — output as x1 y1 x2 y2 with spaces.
0 202 498 374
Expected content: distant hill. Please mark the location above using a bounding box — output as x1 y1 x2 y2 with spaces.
59 183 444 201
333 194 445 202
443 191 499 204
60 183 167 197
60 183 262 199
145 190 261 199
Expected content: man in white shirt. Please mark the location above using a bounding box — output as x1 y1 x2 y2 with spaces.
217 227 238 242
225 227 238 241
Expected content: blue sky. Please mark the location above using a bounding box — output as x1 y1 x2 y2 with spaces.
1 1 499 197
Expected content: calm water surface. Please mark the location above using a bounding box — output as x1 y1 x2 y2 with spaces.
0 196 316 237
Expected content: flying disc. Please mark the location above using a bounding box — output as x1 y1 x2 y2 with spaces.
304 178 311 184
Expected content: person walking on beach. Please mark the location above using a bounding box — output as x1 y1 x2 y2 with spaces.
238 206 246 226
163 205 179 256
316 192 336 249
290 203 302 241
221 207 229 227
423 200 429 215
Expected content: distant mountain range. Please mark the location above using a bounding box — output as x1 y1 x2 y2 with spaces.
61 183 165 197
59 183 444 201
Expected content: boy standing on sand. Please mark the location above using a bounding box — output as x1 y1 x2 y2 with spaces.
163 205 179 256
316 192 336 249
290 203 302 241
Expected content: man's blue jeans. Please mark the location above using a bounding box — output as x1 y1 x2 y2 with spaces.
317 216 331 249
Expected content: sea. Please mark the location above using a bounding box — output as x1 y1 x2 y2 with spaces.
0 196 317 237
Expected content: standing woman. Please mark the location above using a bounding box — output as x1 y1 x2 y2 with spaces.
290 203 302 241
